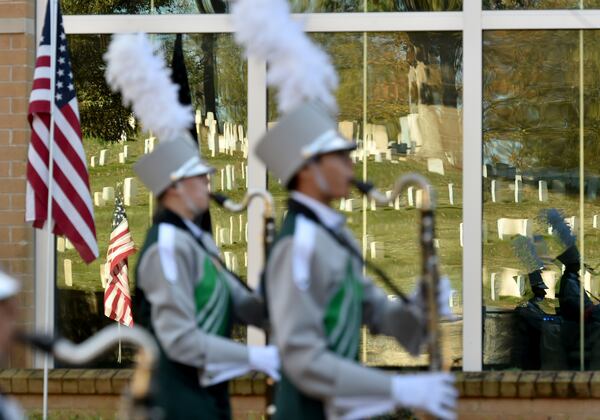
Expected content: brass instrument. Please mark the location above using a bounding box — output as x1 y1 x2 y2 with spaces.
209 189 277 417
352 174 444 372
210 189 276 253
19 324 160 419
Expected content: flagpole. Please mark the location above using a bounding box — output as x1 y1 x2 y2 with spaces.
43 0 58 418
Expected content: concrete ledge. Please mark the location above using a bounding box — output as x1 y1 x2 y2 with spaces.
0 18 34 34
0 369 268 396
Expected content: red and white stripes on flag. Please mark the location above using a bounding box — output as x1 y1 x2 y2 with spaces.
104 203 135 327
26 0 98 263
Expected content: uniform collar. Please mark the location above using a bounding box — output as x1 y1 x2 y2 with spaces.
155 208 207 240
290 191 345 230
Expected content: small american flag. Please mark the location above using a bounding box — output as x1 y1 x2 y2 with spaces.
26 0 98 263
103 191 135 327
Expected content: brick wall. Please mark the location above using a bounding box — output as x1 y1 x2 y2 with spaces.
0 0 36 368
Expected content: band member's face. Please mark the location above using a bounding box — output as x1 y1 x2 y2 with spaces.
0 297 18 361
317 151 354 199
178 174 210 213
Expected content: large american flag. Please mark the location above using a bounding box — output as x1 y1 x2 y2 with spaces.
103 192 135 327
26 0 98 263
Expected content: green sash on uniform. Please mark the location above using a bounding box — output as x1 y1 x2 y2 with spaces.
275 259 363 420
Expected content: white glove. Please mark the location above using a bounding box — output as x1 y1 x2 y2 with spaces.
248 345 281 381
391 372 457 420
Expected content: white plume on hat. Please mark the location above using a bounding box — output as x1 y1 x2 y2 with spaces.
231 0 339 115
104 33 193 142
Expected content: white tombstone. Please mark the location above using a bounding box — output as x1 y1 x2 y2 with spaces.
64 259 73 287
427 158 445 176
407 186 415 207
224 251 233 270
229 216 235 244
394 196 401 210
483 164 488 178
219 228 231 245
385 190 394 208
491 180 502 203
220 168 226 191
338 121 354 140
548 216 577 235
102 186 115 202
244 252 248 268
94 192 105 207
399 116 410 143
538 180 548 202
57 237 65 253
99 149 108 166
344 199 359 212
90 156 96 168
541 271 558 299
385 150 392 161
205 112 215 127
372 125 388 153
123 178 137 206
370 241 385 259
65 238 74 250
594 215 599 229
245 222 248 242
370 198 377 211
490 268 524 300
225 165 234 190
448 183 455 205
118 152 125 164
339 198 346 211
514 179 523 203
239 214 244 242
433 239 440 249
238 125 245 143
459 223 463 248
218 135 226 153
415 189 424 209
374 153 382 163
230 255 239 273
497 218 532 240
214 224 221 246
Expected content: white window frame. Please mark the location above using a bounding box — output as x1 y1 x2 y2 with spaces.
34 0 600 371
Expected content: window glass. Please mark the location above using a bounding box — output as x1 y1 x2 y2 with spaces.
483 30 600 370
268 30 463 369
61 0 461 15
56 33 248 366
484 0 600 10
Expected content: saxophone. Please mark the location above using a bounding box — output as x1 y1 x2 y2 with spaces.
352 174 444 371
18 324 160 419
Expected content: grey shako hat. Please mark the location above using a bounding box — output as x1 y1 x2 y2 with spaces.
255 101 356 186
134 135 214 196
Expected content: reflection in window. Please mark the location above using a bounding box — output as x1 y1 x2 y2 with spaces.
62 0 461 15
483 30 600 370
268 31 463 369
484 0 600 10
56 33 247 366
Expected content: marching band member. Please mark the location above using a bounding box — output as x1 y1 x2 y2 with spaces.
231 0 457 417
256 101 457 420
133 137 279 419
103 32 279 419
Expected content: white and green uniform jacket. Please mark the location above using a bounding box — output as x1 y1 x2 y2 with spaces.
266 192 428 420
135 210 267 389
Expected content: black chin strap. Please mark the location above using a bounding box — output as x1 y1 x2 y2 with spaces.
287 199 409 303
